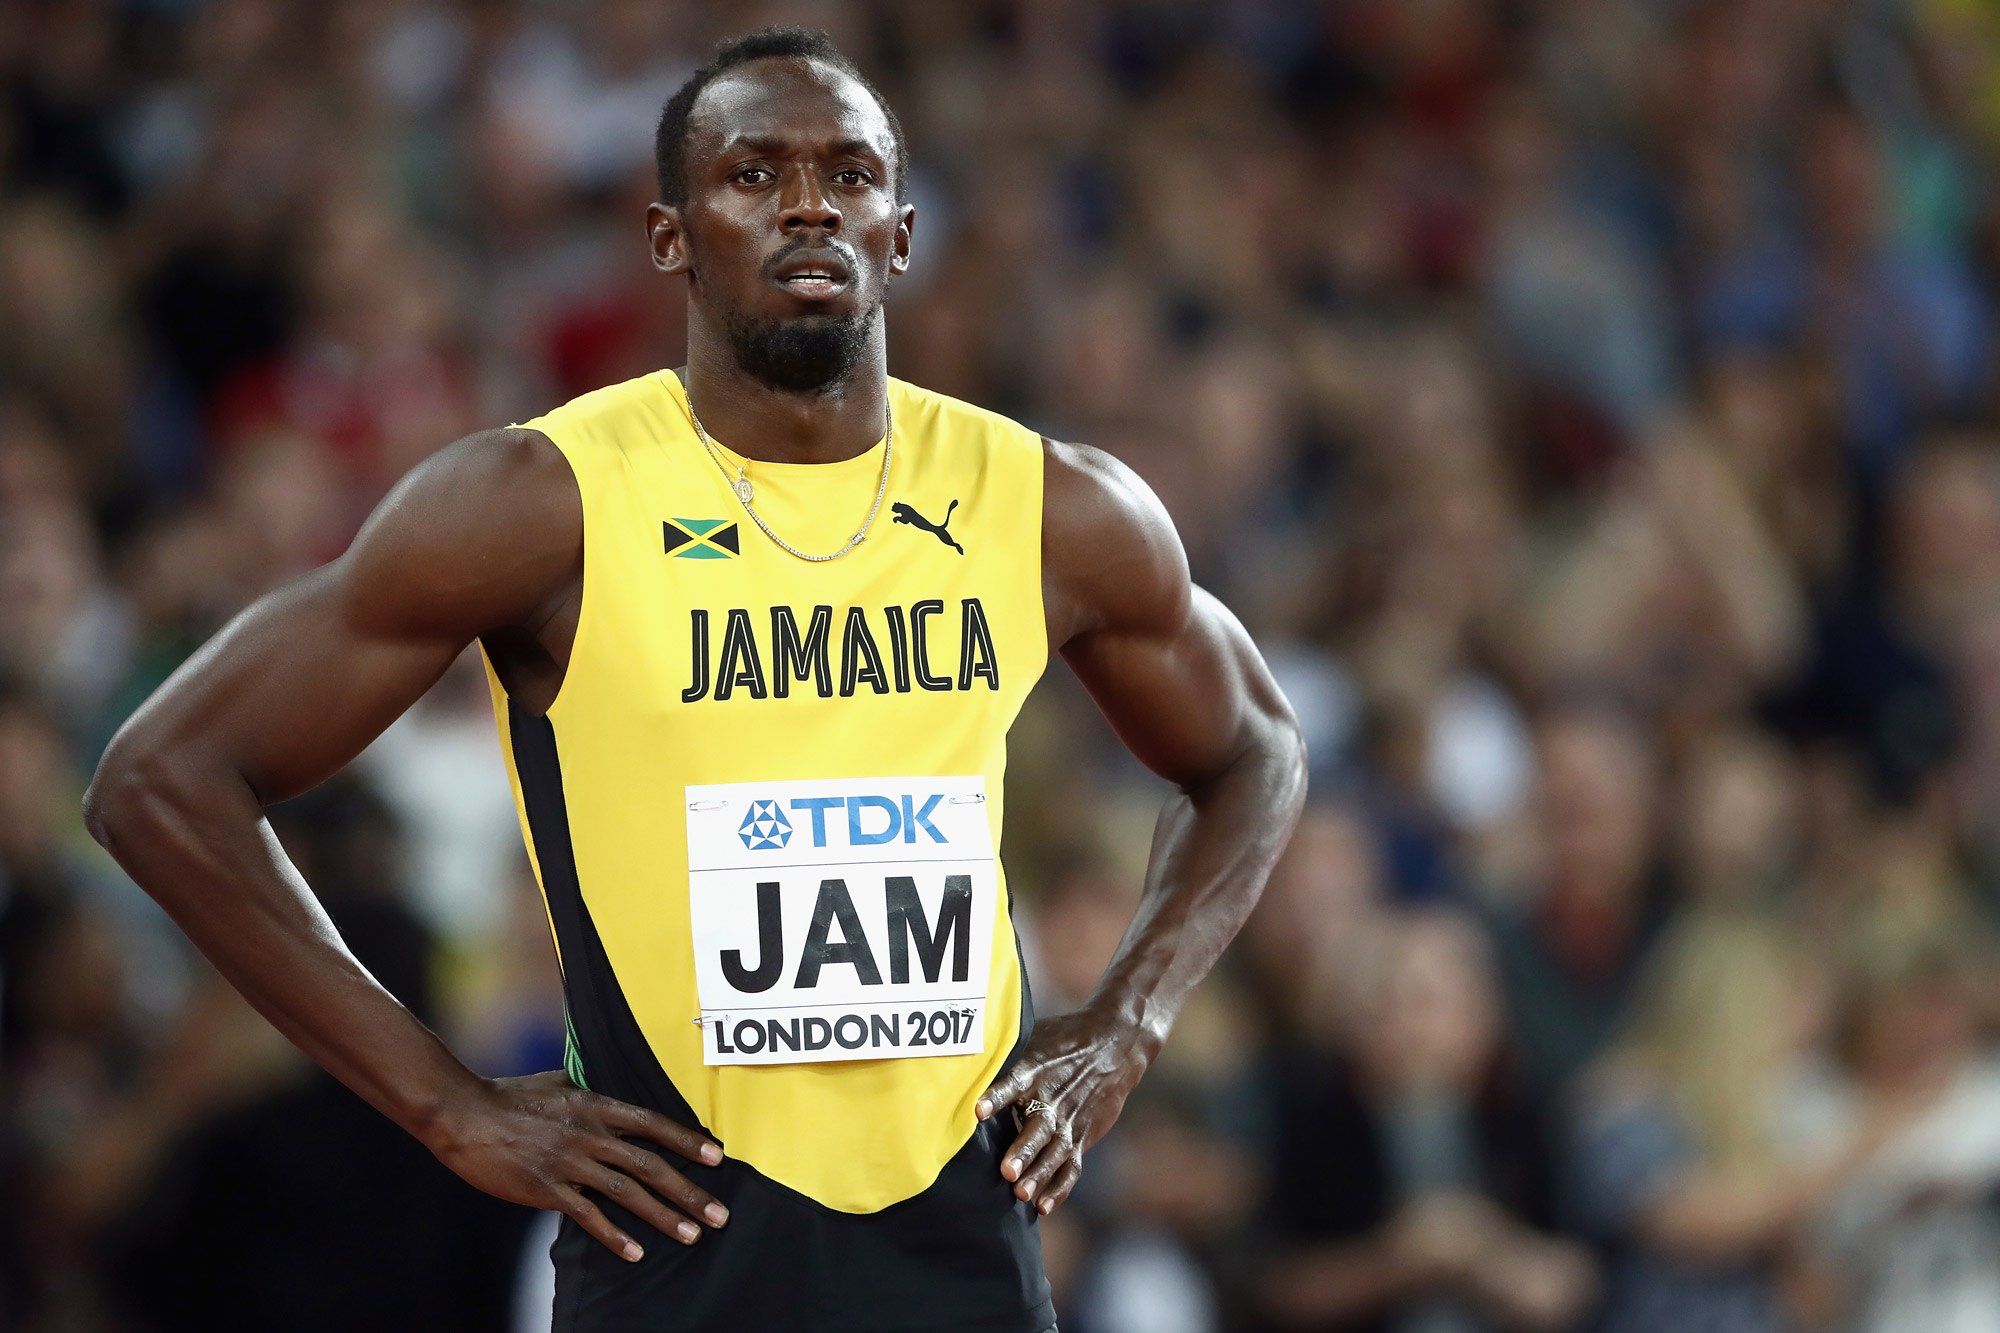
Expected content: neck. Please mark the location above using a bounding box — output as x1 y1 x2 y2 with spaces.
679 307 889 466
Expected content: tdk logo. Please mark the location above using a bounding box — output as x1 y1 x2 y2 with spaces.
740 794 949 850
737 800 793 850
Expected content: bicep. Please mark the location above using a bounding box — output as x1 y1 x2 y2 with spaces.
132 564 472 805
107 428 577 804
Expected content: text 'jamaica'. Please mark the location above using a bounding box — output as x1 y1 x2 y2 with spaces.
682 599 1001 702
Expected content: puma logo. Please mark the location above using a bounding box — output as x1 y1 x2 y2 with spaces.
891 500 963 554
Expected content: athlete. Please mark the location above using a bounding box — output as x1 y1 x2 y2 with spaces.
85 26 1306 1333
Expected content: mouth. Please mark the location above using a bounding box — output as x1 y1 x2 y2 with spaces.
770 249 853 300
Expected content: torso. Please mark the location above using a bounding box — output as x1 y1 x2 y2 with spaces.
487 369 1049 1212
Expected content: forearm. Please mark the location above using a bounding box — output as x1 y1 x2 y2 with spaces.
1090 711 1306 1046
84 742 482 1144
1264 1236 1430 1327
1465 1228 1598 1330
1640 1165 1830 1263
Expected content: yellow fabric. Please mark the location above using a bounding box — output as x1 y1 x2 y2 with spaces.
488 370 1046 1213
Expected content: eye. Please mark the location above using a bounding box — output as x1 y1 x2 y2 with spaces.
735 166 773 185
834 168 873 186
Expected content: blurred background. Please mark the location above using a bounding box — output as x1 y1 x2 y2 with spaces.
9 0 2000 1329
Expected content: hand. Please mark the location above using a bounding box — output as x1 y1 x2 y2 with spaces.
1388 1193 1502 1287
1464 1224 1597 1329
427 1070 729 1261
974 1007 1157 1216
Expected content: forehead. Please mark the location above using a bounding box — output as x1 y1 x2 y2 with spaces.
687 57 894 161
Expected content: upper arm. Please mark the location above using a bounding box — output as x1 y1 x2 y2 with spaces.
99 428 581 805
1042 439 1300 788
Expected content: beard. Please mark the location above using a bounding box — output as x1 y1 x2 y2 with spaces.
720 305 875 394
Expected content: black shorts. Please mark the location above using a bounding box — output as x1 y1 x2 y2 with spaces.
548 1114 1055 1333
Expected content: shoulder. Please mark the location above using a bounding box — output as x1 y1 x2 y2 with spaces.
524 372 684 460
888 378 1042 455
363 426 576 536
341 426 581 636
1041 437 1190 645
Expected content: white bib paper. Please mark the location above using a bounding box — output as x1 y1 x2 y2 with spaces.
685 776 997 1066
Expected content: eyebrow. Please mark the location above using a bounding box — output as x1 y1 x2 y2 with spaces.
720 135 886 161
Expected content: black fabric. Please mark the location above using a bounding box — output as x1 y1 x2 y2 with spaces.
508 704 1054 1333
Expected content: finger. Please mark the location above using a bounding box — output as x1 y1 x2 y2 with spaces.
977 1063 1035 1120
578 1161 701 1245
1016 1125 1075 1202
549 1182 647 1262
595 1096 724 1166
1002 1103 1058 1182
1037 1159 1083 1215
602 1138 730 1228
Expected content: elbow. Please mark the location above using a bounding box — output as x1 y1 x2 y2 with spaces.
1280 710 1309 794
1195 693 1307 817
1257 698 1310 817
82 743 135 853
83 730 171 856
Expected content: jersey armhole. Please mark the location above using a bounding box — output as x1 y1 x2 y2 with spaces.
515 421 598 722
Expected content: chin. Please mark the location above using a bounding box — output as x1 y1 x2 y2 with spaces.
776 303 861 324
722 303 876 393
768 288 866 320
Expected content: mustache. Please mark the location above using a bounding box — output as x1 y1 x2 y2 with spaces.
759 236 857 281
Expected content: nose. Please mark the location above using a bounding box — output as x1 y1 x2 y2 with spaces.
779 166 841 235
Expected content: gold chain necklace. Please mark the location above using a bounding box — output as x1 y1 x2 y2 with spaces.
686 397 892 563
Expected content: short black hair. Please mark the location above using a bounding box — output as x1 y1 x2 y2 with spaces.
654 26 909 208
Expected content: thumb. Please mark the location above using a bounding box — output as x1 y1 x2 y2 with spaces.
976 1062 1034 1120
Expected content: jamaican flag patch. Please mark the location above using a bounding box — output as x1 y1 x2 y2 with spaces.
665 517 741 559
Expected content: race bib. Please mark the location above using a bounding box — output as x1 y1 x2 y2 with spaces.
685 776 996 1066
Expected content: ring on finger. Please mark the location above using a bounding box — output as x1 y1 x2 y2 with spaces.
1024 1098 1055 1117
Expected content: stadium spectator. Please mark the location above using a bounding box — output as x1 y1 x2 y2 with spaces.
1486 701 1668 1108
1570 912 1851 1333
1257 911 1593 1333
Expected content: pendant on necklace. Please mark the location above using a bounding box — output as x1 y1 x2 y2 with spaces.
735 474 754 504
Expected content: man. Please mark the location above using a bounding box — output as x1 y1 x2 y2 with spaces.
1487 700 1665 1106
85 27 1306 1333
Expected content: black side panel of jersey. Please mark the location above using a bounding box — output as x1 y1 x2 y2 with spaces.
508 705 1054 1333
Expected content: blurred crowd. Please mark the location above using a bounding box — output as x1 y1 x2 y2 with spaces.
8 0 2000 1329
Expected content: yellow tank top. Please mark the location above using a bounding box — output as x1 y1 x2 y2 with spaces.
486 370 1046 1214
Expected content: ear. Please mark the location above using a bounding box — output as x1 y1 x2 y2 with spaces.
888 202 915 278
648 202 689 274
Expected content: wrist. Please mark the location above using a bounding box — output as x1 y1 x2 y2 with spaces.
1379 1231 1446 1293
1085 980 1171 1064
403 1065 496 1156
